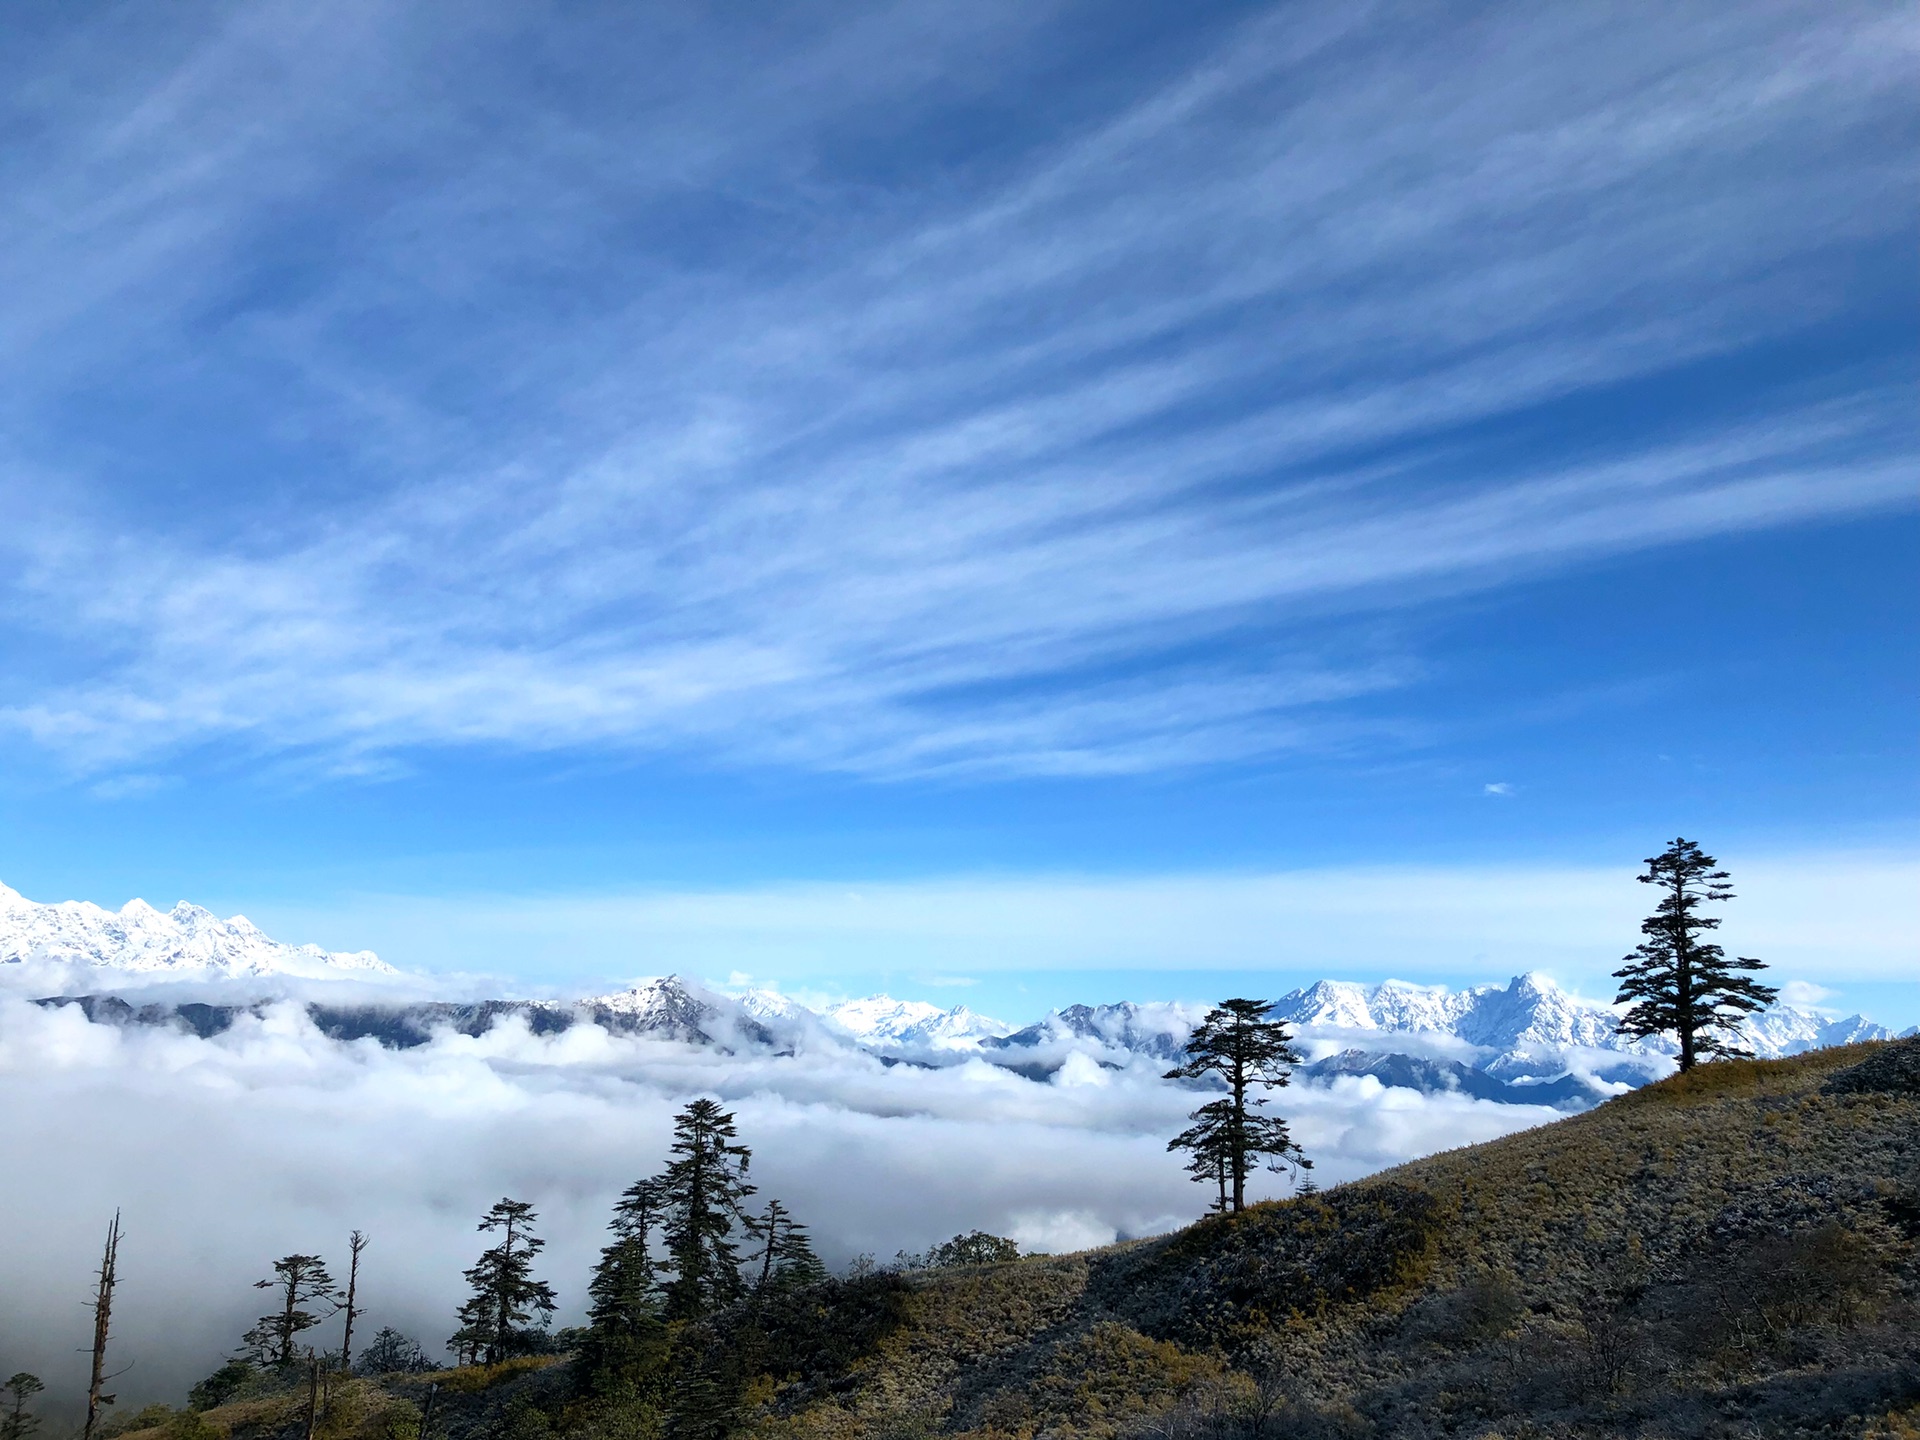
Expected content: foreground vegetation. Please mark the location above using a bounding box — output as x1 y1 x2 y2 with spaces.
42 1037 1920 1439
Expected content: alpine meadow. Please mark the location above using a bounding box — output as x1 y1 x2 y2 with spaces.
0 2 1914 1438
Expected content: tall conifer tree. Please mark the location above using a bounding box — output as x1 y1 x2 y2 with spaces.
453 1199 557 1365
1164 998 1309 1213
579 1178 669 1391
1612 837 1776 1071
658 1100 755 1321
744 1199 826 1292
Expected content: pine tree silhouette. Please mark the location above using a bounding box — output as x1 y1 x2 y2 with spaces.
578 1178 669 1392
242 1255 338 1367
658 1100 756 1321
453 1199 557 1365
1613 837 1777 1071
1165 998 1310 1213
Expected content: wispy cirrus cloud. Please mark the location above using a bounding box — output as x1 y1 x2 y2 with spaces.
0 0 1912 780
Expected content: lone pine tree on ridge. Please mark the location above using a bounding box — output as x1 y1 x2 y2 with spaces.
1612 836 1777 1072
1165 997 1310 1214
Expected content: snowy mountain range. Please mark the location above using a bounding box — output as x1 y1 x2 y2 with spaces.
7 881 1907 1109
0 881 394 979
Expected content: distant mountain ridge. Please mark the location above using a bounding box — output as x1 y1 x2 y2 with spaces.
8 881 1906 1109
31 969 1907 1113
0 881 394 978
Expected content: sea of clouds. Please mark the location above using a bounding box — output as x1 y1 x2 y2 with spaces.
0 990 1556 1412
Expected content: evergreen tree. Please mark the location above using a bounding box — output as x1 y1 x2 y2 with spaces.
241 1255 338 1367
1612 837 1777 1071
663 1349 736 1440
1 1374 43 1440
578 1178 669 1392
447 1296 491 1368
1164 998 1309 1213
454 1199 558 1366
658 1100 756 1321
928 1231 1020 1268
355 1328 433 1375
744 1199 827 1292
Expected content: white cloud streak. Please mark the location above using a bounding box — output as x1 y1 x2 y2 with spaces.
0 1 1912 777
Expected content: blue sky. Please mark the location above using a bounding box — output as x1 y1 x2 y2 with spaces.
0 0 1914 1022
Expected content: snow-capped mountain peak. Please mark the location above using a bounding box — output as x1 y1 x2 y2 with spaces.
1275 979 1379 1030
822 995 1008 1050
0 881 394 979
1272 972 1620 1050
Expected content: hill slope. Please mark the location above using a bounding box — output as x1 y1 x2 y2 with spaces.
89 1041 1919 1440
706 1039 1919 1437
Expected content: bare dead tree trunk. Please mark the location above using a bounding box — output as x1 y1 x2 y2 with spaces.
753 1200 784 1291
81 1212 123 1440
302 1355 319 1440
339 1231 368 1373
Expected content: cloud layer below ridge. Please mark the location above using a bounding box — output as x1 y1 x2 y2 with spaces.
0 992 1549 1411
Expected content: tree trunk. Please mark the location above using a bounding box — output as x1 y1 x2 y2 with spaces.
492 1215 517 1365
340 1232 366 1373
1230 1040 1248 1213
82 1212 122 1440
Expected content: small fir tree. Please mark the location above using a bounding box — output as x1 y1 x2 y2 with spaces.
455 1199 558 1366
663 1343 737 1440
658 1100 756 1321
1612 837 1777 1071
1 1374 44 1440
356 1328 433 1375
578 1178 669 1392
242 1255 339 1368
447 1296 491 1368
745 1199 827 1291
1165 998 1310 1213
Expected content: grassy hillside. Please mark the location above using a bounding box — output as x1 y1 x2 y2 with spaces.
715 1040 1920 1437
104 1041 1920 1440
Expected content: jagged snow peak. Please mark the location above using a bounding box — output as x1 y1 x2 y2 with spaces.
821 995 1010 1051
0 881 395 980
1271 973 1619 1050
